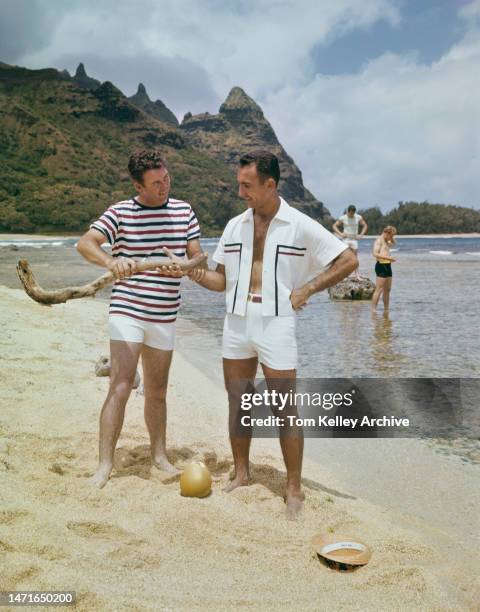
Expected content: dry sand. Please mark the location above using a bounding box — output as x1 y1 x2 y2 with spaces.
0 285 479 611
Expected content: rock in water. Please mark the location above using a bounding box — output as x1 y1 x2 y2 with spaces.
328 278 375 300
94 355 141 388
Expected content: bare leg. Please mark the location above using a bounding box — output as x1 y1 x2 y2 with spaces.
262 363 304 520
371 276 386 310
89 340 142 488
223 357 258 492
383 276 392 310
141 345 178 473
351 249 363 280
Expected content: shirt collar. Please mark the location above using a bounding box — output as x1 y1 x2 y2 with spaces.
241 197 291 224
133 196 170 210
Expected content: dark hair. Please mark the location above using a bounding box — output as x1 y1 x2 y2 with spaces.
239 150 280 185
128 149 166 183
347 205 356 213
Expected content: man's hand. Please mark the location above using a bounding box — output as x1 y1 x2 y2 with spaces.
290 285 312 311
154 247 185 277
188 268 206 282
293 250 357 302
107 257 138 280
185 263 226 292
156 263 183 277
154 247 208 277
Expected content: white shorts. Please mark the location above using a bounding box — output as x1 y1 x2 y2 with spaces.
344 238 358 250
109 315 175 351
222 299 297 370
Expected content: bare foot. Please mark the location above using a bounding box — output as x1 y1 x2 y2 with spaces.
152 454 180 474
88 465 112 489
284 491 305 520
223 474 250 492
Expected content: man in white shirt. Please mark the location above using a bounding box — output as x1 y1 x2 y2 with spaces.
188 151 356 519
332 205 368 280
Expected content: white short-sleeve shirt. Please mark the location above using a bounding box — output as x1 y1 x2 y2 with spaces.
213 198 347 317
339 213 363 238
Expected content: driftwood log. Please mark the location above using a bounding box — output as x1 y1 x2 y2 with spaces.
16 252 208 306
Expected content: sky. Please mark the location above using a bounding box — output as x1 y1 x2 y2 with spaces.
1 0 479 216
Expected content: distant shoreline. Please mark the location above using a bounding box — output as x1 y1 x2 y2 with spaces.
389 233 480 238
1 232 480 241
0 233 80 241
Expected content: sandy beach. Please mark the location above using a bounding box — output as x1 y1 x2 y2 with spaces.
1 284 479 611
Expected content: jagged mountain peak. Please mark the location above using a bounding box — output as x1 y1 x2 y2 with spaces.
136 82 148 96
72 62 101 90
128 84 178 127
180 87 329 220
220 86 263 115
75 63 87 78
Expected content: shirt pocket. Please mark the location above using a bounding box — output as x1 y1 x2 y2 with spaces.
275 244 307 287
275 245 307 314
224 243 242 283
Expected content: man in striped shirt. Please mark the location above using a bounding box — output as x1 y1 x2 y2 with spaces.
77 149 202 488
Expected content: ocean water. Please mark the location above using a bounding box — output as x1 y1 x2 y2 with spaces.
1 235 479 381
2 233 479 469
180 236 480 380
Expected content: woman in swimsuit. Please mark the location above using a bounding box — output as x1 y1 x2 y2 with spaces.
372 226 397 311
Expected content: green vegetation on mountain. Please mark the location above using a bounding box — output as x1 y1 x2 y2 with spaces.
358 201 480 234
0 64 242 234
0 62 329 235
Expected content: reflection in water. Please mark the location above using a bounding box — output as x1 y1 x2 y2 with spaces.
337 302 362 377
370 311 406 376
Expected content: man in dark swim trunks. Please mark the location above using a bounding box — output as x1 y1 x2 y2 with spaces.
372 226 397 311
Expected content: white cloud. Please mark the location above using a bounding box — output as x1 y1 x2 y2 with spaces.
21 0 400 105
263 11 480 215
459 0 480 24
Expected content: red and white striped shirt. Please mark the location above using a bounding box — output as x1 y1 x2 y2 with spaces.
91 197 200 323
